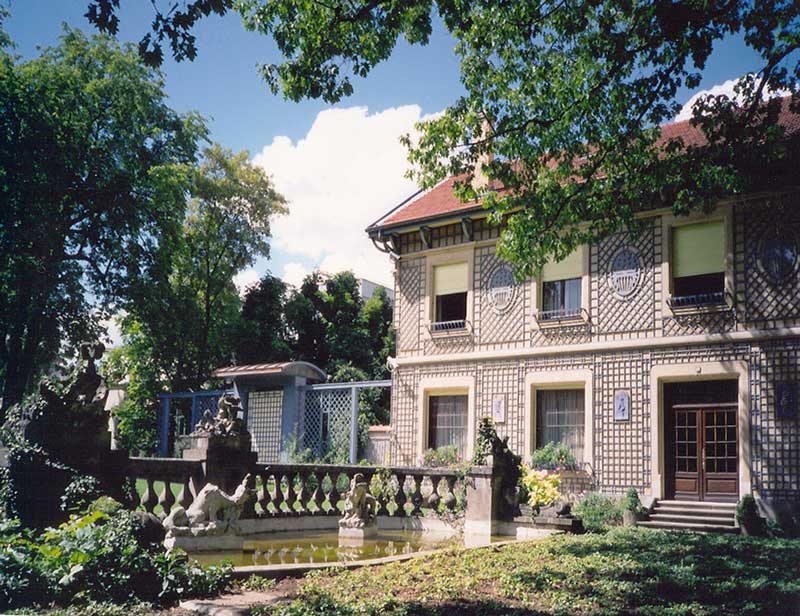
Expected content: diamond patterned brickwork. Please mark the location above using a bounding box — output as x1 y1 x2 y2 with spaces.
530 323 591 346
474 247 528 346
594 221 658 335
592 351 651 493
397 257 423 356
478 361 526 454
750 339 800 501
739 195 800 325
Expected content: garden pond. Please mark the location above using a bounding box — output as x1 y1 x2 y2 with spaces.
187 529 507 567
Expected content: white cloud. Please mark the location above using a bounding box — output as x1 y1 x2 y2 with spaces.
675 75 792 122
281 262 310 288
254 105 434 287
233 268 261 296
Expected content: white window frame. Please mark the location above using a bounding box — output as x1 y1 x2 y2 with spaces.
425 247 475 336
660 205 734 317
523 370 594 468
530 244 590 329
417 376 476 464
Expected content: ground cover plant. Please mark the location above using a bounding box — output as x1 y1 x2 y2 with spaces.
257 528 800 616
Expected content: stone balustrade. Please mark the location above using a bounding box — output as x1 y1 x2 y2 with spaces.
249 463 463 518
125 457 463 520
127 456 205 518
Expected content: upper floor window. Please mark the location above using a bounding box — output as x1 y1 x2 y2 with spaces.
540 249 583 320
432 262 468 331
671 221 725 307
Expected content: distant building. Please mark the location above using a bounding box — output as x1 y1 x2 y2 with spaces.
359 278 394 303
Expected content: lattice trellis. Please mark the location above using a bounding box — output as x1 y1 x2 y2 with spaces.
739 197 800 324
397 258 423 355
475 247 527 345
662 310 737 336
595 222 658 335
301 388 354 463
248 390 283 463
750 339 800 500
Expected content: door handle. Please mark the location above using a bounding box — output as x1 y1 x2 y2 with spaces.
701 446 705 472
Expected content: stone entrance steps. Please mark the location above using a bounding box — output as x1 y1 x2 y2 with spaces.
637 500 738 534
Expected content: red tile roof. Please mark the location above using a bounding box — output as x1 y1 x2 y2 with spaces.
370 97 800 231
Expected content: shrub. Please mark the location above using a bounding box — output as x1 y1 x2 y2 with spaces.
736 494 766 536
423 445 460 467
89 496 125 516
0 511 232 611
573 492 622 532
519 465 561 510
530 442 578 471
621 487 645 514
61 475 105 514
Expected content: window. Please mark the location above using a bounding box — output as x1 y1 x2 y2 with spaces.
671 221 725 307
536 389 585 462
428 394 468 457
432 262 467 330
539 248 583 320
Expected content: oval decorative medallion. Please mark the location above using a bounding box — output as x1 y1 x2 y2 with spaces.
757 228 798 285
488 266 516 313
607 248 641 299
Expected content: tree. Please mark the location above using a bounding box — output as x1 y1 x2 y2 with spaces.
234 272 292 365
284 272 329 368
320 272 371 374
362 286 394 379
88 1 800 276
121 145 287 391
0 27 203 416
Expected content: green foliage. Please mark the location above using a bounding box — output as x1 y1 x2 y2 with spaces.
89 1 800 286
736 494 766 536
0 511 232 611
422 446 460 468
530 442 578 471
573 492 623 533
236 575 276 592
234 273 292 364
0 27 203 413
471 416 495 466
60 476 104 515
88 497 124 517
255 528 800 616
621 488 645 514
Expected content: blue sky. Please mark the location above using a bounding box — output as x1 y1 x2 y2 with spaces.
5 1 768 291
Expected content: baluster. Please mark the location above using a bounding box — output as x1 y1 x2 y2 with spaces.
177 476 193 510
272 473 285 515
141 478 157 515
394 473 407 517
258 471 272 516
443 476 457 511
158 481 176 519
285 471 297 514
426 474 441 510
312 472 326 514
371 473 389 516
242 474 257 519
295 470 308 514
410 474 424 516
126 478 141 510
327 473 341 515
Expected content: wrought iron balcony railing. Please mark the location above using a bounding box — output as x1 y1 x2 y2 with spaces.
533 307 589 325
428 319 470 335
668 290 729 310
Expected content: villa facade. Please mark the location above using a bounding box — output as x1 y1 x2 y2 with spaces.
367 122 800 516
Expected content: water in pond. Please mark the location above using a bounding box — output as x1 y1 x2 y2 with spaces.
188 530 491 567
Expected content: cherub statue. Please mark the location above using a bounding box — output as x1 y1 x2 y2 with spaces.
339 473 377 529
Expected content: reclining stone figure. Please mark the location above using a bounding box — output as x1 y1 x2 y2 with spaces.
163 474 252 538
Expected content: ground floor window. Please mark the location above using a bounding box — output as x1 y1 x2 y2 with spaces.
536 389 585 462
428 394 468 457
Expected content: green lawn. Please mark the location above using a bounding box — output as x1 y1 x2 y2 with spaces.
258 528 800 616
133 479 182 516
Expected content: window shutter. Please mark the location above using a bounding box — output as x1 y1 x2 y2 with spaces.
433 262 468 295
541 248 583 282
672 221 725 278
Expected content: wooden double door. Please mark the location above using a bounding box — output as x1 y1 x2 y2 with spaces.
668 402 739 502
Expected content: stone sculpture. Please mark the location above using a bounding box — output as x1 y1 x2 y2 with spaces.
338 473 377 538
193 394 248 437
163 473 253 538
